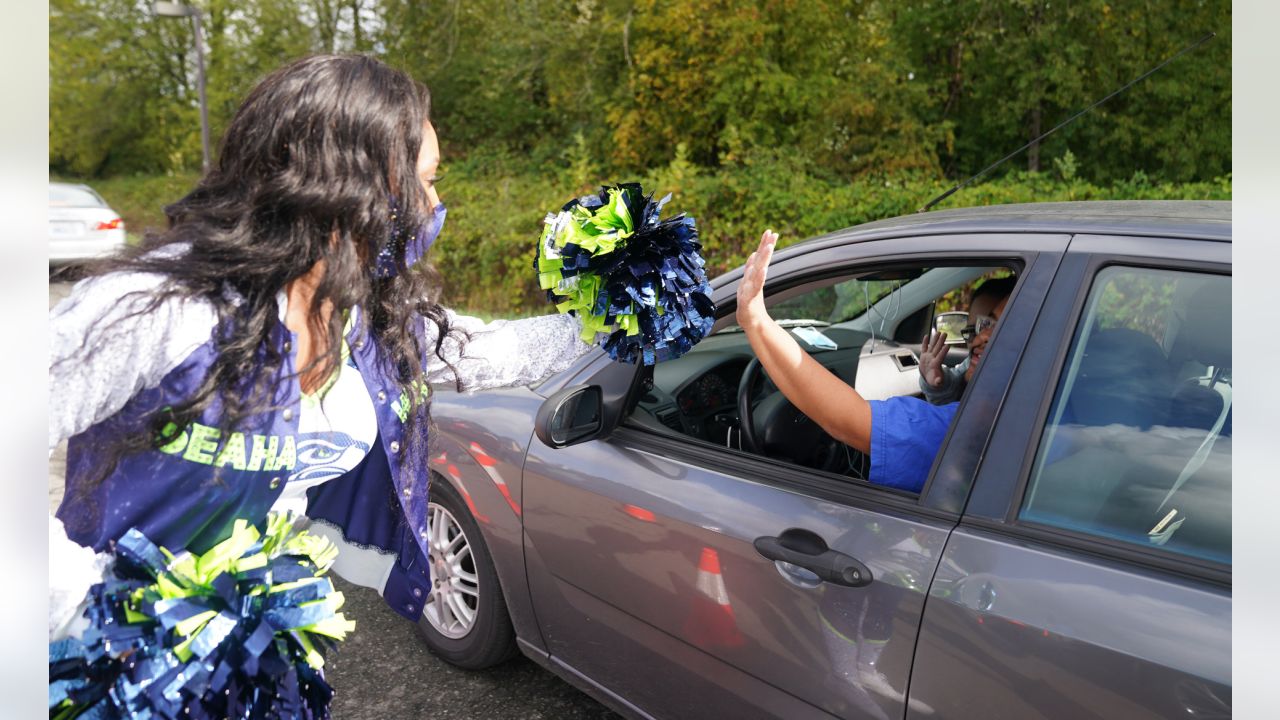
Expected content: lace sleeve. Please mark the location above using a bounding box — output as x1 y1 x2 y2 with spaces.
425 311 593 392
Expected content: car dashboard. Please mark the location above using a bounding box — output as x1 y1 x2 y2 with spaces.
632 324 927 467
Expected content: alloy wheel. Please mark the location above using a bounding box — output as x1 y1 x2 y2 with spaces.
423 502 481 639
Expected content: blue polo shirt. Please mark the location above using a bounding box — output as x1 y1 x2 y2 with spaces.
868 398 960 492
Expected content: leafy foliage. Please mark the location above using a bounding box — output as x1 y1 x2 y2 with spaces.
81 166 1230 316
51 0 1229 182
1094 268 1179 343
893 0 1231 182
50 0 1231 314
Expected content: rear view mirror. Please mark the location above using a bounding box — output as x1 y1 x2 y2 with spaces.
535 384 604 449
934 312 968 346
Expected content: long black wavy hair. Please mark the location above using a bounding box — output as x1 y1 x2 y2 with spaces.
68 54 459 493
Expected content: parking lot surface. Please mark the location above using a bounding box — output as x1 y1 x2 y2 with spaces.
326 576 620 720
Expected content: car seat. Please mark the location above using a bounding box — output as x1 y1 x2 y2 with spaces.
1066 327 1173 429
1026 327 1173 526
1165 280 1232 434
1095 279 1231 561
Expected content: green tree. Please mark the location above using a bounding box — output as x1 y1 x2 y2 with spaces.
50 0 199 176
379 0 563 158
51 0 360 176
50 0 1230 187
597 0 946 177
892 0 1230 183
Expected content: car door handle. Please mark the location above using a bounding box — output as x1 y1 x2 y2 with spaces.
753 528 873 588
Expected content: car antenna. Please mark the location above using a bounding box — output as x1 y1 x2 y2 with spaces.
916 31 1216 214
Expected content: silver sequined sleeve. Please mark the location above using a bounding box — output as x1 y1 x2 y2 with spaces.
48 271 218 453
50 268 593 449
425 310 594 391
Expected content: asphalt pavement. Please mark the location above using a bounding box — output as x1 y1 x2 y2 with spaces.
325 577 620 720
49 277 621 720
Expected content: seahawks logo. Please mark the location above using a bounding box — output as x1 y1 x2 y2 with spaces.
290 433 372 485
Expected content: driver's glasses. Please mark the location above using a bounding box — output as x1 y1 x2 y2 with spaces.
961 314 997 343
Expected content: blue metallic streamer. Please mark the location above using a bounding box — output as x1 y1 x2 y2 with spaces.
49 524 345 719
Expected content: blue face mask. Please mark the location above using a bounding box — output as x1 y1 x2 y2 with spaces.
416 203 447 256
377 202 446 278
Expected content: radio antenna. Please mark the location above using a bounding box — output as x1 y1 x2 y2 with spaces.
917 31 1216 213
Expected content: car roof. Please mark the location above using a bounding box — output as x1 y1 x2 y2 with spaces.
794 200 1231 252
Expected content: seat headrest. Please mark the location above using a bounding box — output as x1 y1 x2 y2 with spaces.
1170 278 1231 369
1067 328 1171 429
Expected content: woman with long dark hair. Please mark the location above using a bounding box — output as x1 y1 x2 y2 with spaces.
48 54 590 640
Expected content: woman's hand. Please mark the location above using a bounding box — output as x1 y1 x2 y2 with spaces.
920 330 948 388
736 230 779 331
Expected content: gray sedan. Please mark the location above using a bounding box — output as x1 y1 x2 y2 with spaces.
415 201 1231 719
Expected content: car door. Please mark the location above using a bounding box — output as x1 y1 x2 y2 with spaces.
521 232 1070 719
907 234 1232 719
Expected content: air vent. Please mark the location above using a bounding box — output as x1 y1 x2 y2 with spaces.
894 352 919 370
656 410 683 432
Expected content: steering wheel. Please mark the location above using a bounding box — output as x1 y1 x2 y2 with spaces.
736 358 849 473
736 358 767 453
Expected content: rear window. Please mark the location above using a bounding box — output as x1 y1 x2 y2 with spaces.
1020 267 1230 565
49 185 106 207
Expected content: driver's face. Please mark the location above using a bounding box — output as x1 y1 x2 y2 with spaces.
964 294 1009 382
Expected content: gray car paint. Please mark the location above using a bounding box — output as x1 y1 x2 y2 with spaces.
906 229 1231 719
907 527 1230 719
429 386 551 650
512 233 1060 719
523 434 951 720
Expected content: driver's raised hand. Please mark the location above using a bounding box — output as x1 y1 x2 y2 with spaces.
736 229 779 330
733 228 872 453
920 330 948 388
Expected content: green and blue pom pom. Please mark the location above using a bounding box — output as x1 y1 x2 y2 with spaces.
49 513 354 720
536 182 715 365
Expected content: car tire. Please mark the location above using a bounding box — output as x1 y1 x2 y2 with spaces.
414 475 518 669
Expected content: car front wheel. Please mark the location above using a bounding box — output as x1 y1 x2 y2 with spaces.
414 476 518 669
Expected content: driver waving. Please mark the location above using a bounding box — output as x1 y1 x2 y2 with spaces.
735 231 1011 492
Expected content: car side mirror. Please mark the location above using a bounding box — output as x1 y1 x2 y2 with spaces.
934 311 968 346
535 384 604 449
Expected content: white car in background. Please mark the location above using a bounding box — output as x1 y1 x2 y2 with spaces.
49 182 126 264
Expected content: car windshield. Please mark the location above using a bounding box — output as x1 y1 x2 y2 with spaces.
49 185 105 208
812 278 905 324
718 274 915 333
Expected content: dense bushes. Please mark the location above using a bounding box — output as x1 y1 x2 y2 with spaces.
425 150 1230 315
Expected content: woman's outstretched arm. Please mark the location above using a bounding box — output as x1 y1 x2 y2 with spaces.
422 311 592 392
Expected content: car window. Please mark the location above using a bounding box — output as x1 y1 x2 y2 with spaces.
626 263 1015 491
768 276 902 325
49 184 105 207
1020 267 1230 565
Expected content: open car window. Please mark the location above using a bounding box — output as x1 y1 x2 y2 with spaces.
625 262 1018 493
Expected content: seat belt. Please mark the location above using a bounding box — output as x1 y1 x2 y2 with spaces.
1156 372 1231 514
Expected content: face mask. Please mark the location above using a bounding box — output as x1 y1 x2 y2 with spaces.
416 203 447 256
377 202 446 278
